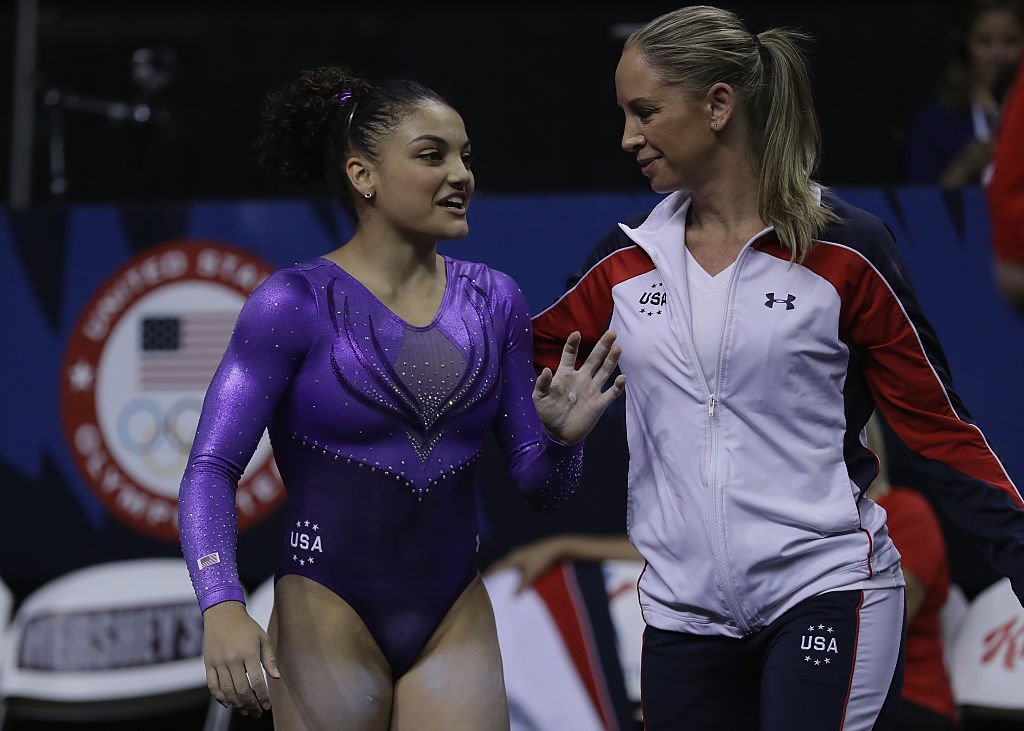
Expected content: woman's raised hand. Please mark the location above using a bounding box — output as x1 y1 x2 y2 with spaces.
532 330 626 445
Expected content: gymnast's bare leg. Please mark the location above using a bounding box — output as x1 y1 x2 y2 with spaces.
268 575 393 731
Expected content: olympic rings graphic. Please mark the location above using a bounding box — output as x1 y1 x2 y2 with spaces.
116 396 203 480
117 396 202 456
166 397 203 451
116 399 164 454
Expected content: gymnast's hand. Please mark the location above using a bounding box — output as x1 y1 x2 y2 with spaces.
533 329 626 445
202 600 280 718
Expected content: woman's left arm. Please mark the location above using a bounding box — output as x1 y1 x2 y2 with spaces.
841 226 1024 602
491 277 624 511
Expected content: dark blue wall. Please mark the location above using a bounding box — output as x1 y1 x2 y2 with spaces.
1 187 1020 598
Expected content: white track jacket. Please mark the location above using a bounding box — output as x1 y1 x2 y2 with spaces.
533 191 1024 637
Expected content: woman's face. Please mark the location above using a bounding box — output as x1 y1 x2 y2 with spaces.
968 8 1022 90
364 102 474 243
615 47 715 194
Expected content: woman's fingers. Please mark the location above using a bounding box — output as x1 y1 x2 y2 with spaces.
533 367 553 398
245 652 272 711
579 330 617 376
592 344 622 386
261 634 281 680
557 331 583 372
600 374 627 405
227 660 261 716
207 665 229 708
217 664 242 712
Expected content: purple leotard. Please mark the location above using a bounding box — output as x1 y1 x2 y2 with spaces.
179 256 582 677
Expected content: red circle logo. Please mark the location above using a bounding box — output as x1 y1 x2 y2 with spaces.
60 241 286 541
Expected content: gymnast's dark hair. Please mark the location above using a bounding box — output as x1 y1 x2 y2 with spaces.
255 66 447 216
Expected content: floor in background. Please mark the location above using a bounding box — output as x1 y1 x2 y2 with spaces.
3 707 1024 729
3 705 275 730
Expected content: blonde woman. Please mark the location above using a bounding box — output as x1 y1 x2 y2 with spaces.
533 6 1024 730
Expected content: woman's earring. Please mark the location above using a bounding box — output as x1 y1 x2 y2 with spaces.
363 191 374 200
711 120 719 130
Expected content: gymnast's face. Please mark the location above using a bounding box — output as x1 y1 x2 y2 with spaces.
616 47 716 194
368 102 475 243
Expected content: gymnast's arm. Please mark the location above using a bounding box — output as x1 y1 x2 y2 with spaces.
490 276 624 512
178 269 317 713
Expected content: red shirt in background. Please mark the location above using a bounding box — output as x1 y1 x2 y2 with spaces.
988 56 1024 265
877 487 956 721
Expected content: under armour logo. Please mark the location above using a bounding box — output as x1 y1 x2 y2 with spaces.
765 293 796 310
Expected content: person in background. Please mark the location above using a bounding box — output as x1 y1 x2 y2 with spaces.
988 54 1024 313
491 534 641 594
865 416 958 731
533 5 1024 729
178 66 624 730
907 0 1022 188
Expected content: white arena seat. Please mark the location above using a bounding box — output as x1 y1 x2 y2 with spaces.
939 582 968 673
246 575 276 632
486 559 647 731
0 578 11 633
0 576 12 711
0 558 207 724
486 566 605 731
949 578 1024 721
603 559 645 707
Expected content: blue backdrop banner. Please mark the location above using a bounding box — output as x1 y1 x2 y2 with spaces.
2 187 1021 597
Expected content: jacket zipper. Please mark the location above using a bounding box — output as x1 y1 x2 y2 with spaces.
704 246 751 634
701 226 773 635
624 206 773 634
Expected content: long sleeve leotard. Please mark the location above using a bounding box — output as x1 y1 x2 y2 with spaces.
178 256 582 676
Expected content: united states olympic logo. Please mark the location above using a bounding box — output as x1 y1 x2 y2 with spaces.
60 241 286 541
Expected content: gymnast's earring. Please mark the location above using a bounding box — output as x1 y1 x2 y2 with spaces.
711 120 719 130
363 191 374 200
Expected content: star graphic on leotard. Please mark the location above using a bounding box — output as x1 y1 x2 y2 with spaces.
304 520 310 527
804 656 811 662
824 658 831 664
299 559 305 566
818 624 825 630
827 627 834 633
312 524 319 531
814 660 821 666
807 626 815 632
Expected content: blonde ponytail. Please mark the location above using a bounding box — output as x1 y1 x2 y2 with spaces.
626 6 837 261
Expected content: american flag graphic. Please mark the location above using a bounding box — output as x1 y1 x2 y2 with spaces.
139 312 236 391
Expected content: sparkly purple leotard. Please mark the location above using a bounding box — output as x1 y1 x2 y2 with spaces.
179 257 582 677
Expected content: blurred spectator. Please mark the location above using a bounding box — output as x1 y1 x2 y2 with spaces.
489 534 642 595
866 416 958 731
907 0 1022 188
988 55 1024 314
